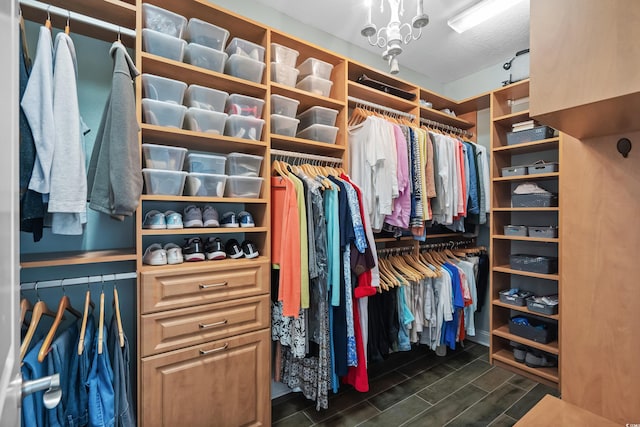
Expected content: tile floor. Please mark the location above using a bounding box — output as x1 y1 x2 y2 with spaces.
272 342 559 427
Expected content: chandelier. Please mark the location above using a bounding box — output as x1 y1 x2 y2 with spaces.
361 0 429 74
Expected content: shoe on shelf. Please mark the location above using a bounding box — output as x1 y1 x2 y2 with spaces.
143 243 167 265
509 341 528 363
183 205 204 228
202 205 220 228
164 210 184 229
142 210 166 229
220 211 239 228
204 237 226 260
525 350 558 368
182 237 205 261
225 238 244 259
164 243 184 265
241 240 259 259
238 211 255 228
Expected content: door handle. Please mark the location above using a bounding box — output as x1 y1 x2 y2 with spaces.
21 373 62 409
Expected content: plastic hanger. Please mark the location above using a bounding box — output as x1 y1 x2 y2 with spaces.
20 283 56 362
113 284 125 348
38 282 82 362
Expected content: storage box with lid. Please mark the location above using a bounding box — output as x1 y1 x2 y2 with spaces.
504 225 527 236
527 161 559 175
141 74 187 104
225 37 265 62
297 106 338 129
270 114 299 137
296 75 333 97
184 85 228 112
527 226 558 238
507 125 555 145
501 165 527 177
223 115 265 140
297 57 333 80
142 3 187 38
184 43 227 73
224 54 265 83
296 123 338 144
225 176 263 198
510 254 558 274
184 18 229 51
226 152 264 177
184 172 227 197
225 94 264 118
270 62 299 87
141 99 187 128
270 43 299 67
183 108 226 134
509 316 556 344
185 153 226 174
142 143 187 171
270 94 300 118
142 169 187 196
142 28 187 61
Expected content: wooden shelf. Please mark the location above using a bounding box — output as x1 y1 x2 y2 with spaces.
493 265 559 281
492 137 559 154
492 349 559 383
270 135 345 156
492 207 559 212
456 92 491 115
493 110 531 127
492 235 559 243
21 248 137 269
493 325 559 355
141 195 268 203
420 106 474 129
493 79 530 100
139 255 269 273
270 83 345 112
492 299 559 320
142 227 268 236
493 172 559 182
347 81 417 114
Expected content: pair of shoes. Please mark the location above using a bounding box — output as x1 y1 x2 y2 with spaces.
182 237 229 261
143 243 184 265
220 211 255 228
227 239 260 259
509 341 528 363
143 210 184 229
524 349 558 368
184 205 219 228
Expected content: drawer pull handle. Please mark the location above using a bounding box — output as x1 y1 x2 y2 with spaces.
199 343 229 355
199 282 227 289
199 319 228 329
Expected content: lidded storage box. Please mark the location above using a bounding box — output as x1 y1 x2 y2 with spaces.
270 43 299 67
224 115 265 140
142 169 187 196
224 54 266 83
226 152 264 177
271 62 299 87
225 37 265 62
185 153 226 174
141 99 187 128
296 75 333 97
225 94 264 118
184 18 229 51
142 3 187 38
142 143 187 171
296 123 338 144
270 94 300 118
297 57 334 80
183 108 227 134
184 43 227 73
184 173 227 197
184 85 228 112
297 106 338 129
141 74 187 104
142 28 187 61
270 114 299 137
224 176 264 198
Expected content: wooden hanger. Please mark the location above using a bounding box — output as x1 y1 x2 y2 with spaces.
20 297 32 327
77 283 95 355
113 285 125 348
20 298 56 362
44 6 52 30
64 11 70 35
38 285 82 362
18 9 32 69
98 286 105 354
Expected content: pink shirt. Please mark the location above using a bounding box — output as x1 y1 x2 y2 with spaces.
384 125 410 228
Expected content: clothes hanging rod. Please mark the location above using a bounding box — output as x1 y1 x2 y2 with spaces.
270 149 343 164
420 117 473 138
348 96 416 120
20 272 137 291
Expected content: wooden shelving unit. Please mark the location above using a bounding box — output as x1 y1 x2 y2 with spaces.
20 248 137 269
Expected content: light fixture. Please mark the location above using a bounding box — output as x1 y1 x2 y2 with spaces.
447 0 525 34
361 0 429 74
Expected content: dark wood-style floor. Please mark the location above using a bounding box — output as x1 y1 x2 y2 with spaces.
272 341 559 426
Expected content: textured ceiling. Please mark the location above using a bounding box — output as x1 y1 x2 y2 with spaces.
252 0 530 84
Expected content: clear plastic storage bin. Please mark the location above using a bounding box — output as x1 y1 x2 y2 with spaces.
141 74 187 104
296 75 333 97
184 85 228 112
223 115 264 140
224 54 265 83
142 28 187 61
141 99 187 128
270 114 299 137
297 106 338 129
270 94 300 118
226 152 264 177
184 18 229 51
184 172 227 197
185 153 226 174
142 143 187 171
142 169 187 196
225 37 265 62
270 43 299 67
184 43 227 73
183 108 227 134
224 176 264 198
296 123 338 144
271 62 299 87
142 3 187 38
297 57 334 80
225 94 264 118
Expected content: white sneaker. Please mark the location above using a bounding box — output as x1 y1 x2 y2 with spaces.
164 243 184 265
143 243 167 266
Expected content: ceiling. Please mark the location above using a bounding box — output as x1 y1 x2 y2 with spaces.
251 0 530 85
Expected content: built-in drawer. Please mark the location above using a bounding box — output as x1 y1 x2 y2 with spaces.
141 294 269 357
140 259 269 314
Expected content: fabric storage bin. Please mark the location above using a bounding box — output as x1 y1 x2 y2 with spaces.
271 62 299 87
510 254 558 274
184 172 227 197
526 296 559 315
512 193 558 207
142 143 187 171
185 153 226 174
225 176 263 198
224 115 264 140
184 18 229 51
142 29 187 61
183 108 226 134
225 94 264 118
297 106 339 129
141 99 187 128
297 57 334 80
504 225 527 236
142 3 187 38
225 37 265 62
141 74 187 104
527 226 558 238
184 43 228 73
226 152 264 177
224 54 266 83
184 85 228 112
296 123 338 144
501 165 527 177
296 75 333 97
509 316 556 343
270 94 300 118
271 114 299 137
270 43 299 67
142 169 187 196
507 126 555 145
527 162 559 175
499 289 533 306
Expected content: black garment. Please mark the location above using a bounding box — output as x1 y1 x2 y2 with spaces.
367 288 399 363
475 253 489 312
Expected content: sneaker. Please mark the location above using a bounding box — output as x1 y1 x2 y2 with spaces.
184 205 203 228
237 211 255 228
182 237 205 261
225 238 244 259
241 240 259 259
142 210 166 229
204 237 226 260
164 243 184 264
143 243 167 265
202 205 220 228
164 210 183 229
525 350 558 368
510 341 528 363
220 211 239 228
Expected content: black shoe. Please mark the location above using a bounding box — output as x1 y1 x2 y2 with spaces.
225 239 244 259
241 240 259 259
204 237 226 260
524 350 558 368
509 341 528 363
182 237 205 262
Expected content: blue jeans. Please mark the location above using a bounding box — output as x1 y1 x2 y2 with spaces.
46 321 79 427
88 325 115 427
108 315 135 427
22 338 47 427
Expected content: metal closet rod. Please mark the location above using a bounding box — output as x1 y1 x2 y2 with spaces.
348 96 416 120
270 149 343 165
21 272 137 291
420 117 473 138
418 238 476 251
